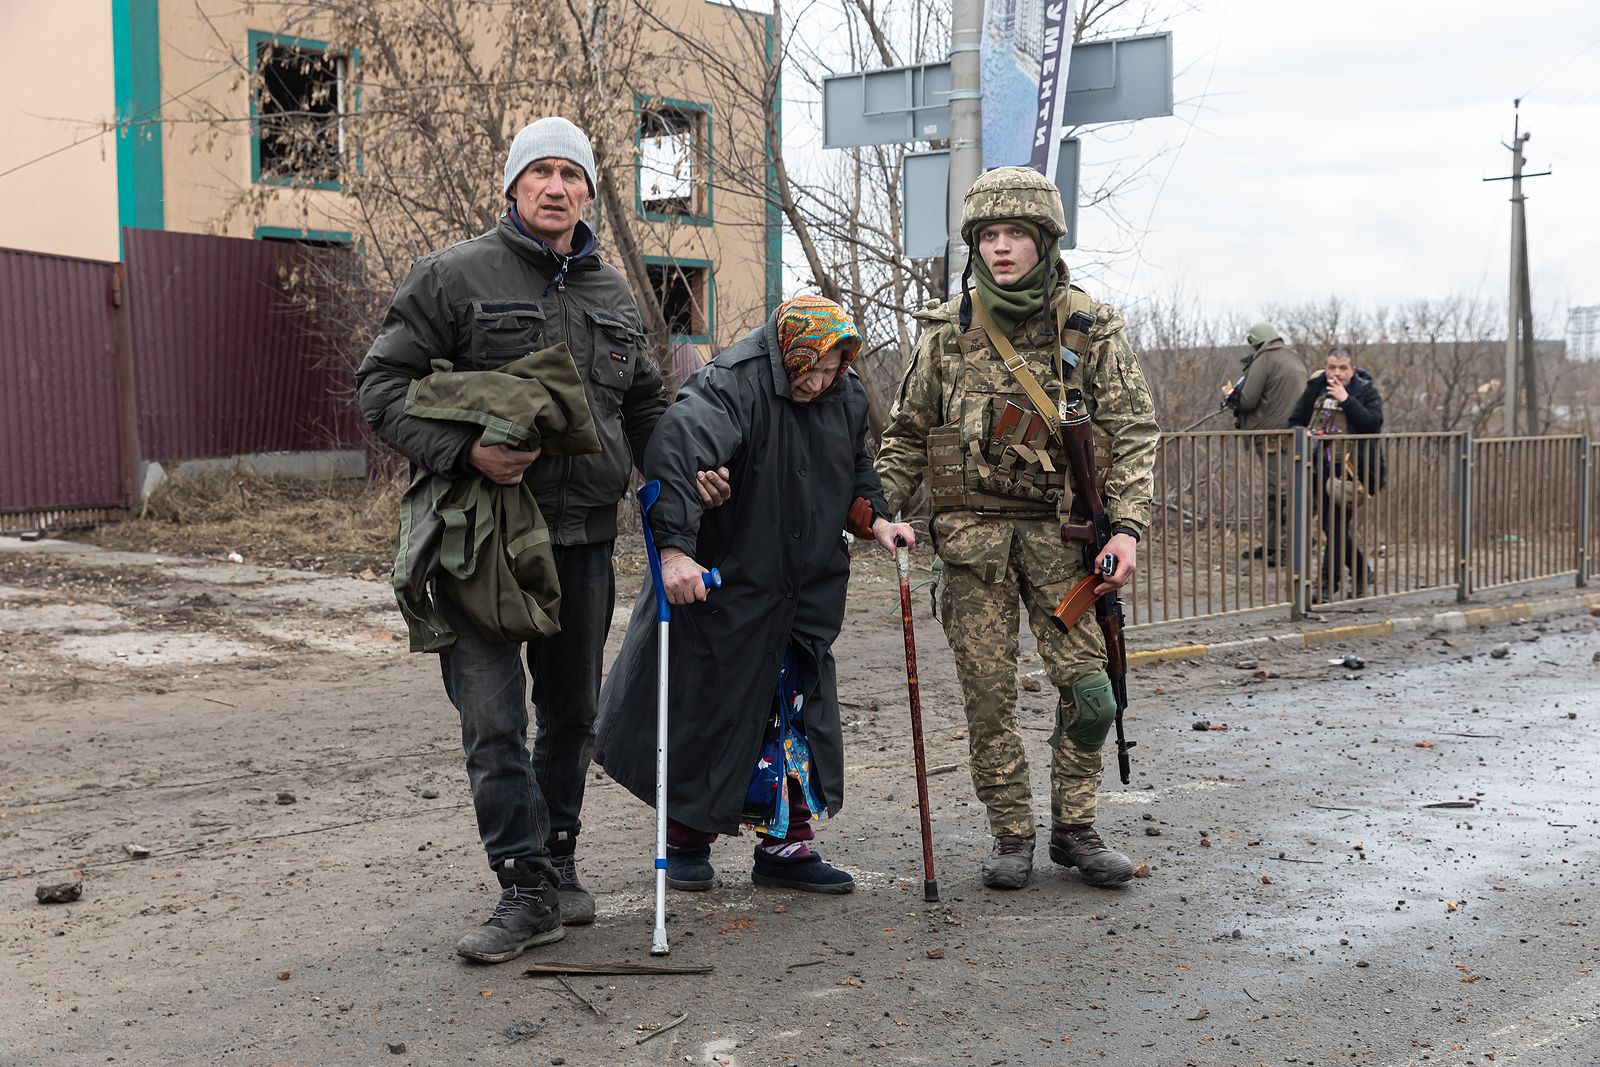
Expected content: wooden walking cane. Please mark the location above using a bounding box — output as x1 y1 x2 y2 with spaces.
895 538 939 903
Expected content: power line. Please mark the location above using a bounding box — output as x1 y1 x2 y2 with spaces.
1517 33 1600 103
0 64 234 183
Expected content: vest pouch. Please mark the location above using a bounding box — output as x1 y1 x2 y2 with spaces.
968 396 1067 507
927 424 968 512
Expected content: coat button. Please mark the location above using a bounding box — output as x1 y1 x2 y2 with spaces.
785 591 794 599
790 530 801 539
798 467 807 477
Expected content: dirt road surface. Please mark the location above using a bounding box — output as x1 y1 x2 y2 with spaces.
2 538 1596 1067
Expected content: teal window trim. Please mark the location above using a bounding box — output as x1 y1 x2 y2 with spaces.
762 13 782 315
248 29 360 191
253 225 354 244
112 0 165 239
634 94 714 227
642 255 716 345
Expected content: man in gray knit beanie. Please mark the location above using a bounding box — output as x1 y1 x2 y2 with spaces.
503 117 600 256
357 114 730 965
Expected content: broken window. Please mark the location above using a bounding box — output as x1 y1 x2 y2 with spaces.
646 261 711 339
255 38 348 184
639 105 709 219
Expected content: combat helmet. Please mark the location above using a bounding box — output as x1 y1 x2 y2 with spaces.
1246 322 1283 348
960 166 1067 246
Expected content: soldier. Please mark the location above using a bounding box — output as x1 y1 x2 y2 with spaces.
1223 322 1306 566
876 167 1158 890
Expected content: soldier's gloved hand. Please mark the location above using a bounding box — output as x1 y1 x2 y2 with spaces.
1095 533 1138 595
659 548 710 605
872 518 916 555
470 438 542 485
696 467 732 509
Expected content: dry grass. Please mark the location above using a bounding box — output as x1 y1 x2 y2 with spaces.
71 468 405 574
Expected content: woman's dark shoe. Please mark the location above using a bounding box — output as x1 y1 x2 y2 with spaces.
751 847 855 893
665 845 715 891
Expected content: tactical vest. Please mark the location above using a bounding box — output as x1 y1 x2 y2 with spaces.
926 287 1113 517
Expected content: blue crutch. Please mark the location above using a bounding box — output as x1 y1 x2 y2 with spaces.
636 479 721 956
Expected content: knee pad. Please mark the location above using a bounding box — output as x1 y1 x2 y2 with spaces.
1052 670 1116 752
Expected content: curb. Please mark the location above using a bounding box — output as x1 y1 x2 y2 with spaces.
1127 589 1600 667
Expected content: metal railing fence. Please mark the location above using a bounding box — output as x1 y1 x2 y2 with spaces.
1129 429 1592 630
1469 435 1586 593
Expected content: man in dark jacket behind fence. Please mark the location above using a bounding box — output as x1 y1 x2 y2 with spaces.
1288 347 1384 600
356 117 726 964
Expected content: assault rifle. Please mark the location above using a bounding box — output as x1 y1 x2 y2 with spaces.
1048 390 1136 784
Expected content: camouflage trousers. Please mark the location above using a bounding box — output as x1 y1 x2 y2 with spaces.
938 536 1108 838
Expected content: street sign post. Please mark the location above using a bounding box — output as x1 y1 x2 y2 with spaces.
823 33 1172 150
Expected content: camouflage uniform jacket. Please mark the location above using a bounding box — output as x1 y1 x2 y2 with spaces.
877 282 1158 583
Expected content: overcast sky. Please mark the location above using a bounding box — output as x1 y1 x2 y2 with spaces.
786 1 1600 333
1068 1 1600 327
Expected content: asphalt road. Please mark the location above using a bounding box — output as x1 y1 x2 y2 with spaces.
1 542 1595 1066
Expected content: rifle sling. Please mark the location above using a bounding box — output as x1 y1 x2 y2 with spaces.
969 295 1063 441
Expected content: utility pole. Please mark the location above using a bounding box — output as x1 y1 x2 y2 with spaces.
944 0 983 293
1483 101 1550 436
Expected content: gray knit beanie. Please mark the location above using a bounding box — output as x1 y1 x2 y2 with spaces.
503 117 598 199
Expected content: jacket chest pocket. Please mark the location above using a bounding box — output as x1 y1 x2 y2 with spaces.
586 308 643 410
469 300 546 366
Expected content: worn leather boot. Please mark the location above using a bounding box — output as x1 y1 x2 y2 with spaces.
455 859 564 963
981 834 1035 889
552 851 595 926
1049 824 1135 887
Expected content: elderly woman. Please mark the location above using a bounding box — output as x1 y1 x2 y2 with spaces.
595 295 914 893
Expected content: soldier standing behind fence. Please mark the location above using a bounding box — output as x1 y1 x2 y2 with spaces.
876 167 1159 890
1223 322 1307 566
1288 347 1385 600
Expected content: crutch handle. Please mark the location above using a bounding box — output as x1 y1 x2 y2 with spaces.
702 568 722 589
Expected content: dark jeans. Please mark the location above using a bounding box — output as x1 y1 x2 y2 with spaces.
437 540 615 870
1318 490 1365 593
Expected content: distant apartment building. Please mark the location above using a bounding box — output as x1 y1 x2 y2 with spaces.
0 0 780 357
1568 305 1600 362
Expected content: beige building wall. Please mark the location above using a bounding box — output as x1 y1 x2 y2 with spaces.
627 0 776 349
157 3 347 240
0 0 775 342
0 1 120 261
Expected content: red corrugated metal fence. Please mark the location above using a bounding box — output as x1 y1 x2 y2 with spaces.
0 247 125 516
123 230 362 462
1 231 363 528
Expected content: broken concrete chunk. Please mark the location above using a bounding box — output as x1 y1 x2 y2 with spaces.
36 881 83 904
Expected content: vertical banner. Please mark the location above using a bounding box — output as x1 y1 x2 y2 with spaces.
1028 0 1075 182
981 0 1075 176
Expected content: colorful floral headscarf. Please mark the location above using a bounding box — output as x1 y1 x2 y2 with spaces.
776 295 860 382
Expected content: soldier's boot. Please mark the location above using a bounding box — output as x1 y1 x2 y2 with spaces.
981 834 1035 890
455 858 564 964
1049 824 1135 888
552 851 595 927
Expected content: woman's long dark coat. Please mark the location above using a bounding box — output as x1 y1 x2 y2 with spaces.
594 315 888 834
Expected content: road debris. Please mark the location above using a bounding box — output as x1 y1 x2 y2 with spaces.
522 961 713 977
122 843 151 859
35 880 82 904
1489 643 1510 659
634 1012 689 1045
502 1020 546 1043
